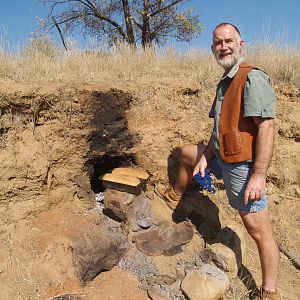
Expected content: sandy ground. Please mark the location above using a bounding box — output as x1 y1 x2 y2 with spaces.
0 80 299 299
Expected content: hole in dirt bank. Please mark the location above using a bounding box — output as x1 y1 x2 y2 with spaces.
85 90 140 194
87 154 136 193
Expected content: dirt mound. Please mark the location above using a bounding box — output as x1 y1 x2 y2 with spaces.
0 81 299 299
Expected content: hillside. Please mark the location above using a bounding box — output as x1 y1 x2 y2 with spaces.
0 45 299 299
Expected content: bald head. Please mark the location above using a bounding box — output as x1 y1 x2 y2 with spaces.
213 23 242 40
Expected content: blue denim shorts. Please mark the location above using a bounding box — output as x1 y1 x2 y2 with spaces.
209 157 268 213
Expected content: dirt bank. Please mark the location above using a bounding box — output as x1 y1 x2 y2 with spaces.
0 80 299 299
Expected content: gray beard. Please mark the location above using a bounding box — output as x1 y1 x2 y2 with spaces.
215 51 242 69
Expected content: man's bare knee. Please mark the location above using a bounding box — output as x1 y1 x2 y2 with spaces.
180 144 204 167
240 210 274 244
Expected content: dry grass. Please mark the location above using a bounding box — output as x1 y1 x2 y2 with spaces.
0 38 299 88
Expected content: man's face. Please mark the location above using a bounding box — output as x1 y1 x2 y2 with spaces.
211 25 244 71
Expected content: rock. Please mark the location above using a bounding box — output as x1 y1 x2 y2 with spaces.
103 189 135 222
101 173 144 195
112 167 150 180
136 218 152 229
176 264 186 281
160 274 177 285
181 263 230 300
208 243 238 278
146 273 177 286
103 190 156 230
72 216 129 283
133 221 194 256
214 225 246 270
128 193 155 231
147 286 169 300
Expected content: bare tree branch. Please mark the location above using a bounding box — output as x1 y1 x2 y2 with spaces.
150 0 185 18
39 0 201 47
52 16 68 50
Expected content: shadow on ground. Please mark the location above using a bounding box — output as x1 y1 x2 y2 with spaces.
167 148 258 296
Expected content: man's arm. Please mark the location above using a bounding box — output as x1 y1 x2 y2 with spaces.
244 117 275 204
193 133 215 177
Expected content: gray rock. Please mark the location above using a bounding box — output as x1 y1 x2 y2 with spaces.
129 193 155 230
136 218 152 229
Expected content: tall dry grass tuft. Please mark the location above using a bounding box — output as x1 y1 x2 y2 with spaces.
0 37 299 88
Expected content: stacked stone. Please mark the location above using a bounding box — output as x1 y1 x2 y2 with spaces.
102 167 150 195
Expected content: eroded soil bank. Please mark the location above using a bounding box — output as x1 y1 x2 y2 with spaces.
0 81 299 299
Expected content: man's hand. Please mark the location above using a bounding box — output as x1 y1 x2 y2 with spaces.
244 116 275 204
244 173 266 204
193 155 208 177
193 134 215 177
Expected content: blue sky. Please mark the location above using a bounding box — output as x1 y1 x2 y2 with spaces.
0 0 299 52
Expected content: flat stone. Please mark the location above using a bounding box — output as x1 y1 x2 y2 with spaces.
101 173 143 195
112 167 149 180
133 221 194 256
181 263 230 300
208 243 238 278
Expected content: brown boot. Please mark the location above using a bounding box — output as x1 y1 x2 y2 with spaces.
253 287 279 300
154 185 181 210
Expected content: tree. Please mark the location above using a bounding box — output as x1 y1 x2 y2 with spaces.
39 0 202 48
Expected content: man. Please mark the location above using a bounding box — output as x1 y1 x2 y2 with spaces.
155 23 279 300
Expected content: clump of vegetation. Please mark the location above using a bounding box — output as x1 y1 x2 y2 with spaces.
22 35 62 59
0 36 299 89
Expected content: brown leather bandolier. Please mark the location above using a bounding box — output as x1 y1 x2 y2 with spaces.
218 61 258 163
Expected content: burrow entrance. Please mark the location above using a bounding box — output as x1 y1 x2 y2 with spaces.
87 154 136 193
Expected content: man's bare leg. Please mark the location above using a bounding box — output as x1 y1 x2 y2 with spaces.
239 208 279 291
173 144 205 196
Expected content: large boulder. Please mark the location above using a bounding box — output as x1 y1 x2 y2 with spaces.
181 263 230 300
72 215 129 282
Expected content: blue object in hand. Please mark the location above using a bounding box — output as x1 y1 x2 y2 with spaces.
193 169 216 194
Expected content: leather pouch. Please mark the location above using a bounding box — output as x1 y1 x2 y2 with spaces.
223 130 242 155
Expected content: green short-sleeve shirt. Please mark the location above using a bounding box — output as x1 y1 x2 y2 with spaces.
210 57 276 157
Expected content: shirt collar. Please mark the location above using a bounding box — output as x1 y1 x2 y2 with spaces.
221 57 245 80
